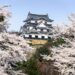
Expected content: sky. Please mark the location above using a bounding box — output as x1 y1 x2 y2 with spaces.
0 0 75 31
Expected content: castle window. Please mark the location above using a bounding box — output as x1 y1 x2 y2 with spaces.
42 36 44 39
48 36 50 39
35 35 38 39
29 35 32 39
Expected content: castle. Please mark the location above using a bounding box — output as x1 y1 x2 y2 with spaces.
20 12 54 44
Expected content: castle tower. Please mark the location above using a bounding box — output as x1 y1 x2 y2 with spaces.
20 12 54 44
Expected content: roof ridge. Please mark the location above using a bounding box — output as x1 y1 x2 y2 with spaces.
29 12 47 16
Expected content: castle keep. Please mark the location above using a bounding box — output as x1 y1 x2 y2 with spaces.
20 12 54 44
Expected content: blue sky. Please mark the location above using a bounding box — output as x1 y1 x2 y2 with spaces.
0 0 75 31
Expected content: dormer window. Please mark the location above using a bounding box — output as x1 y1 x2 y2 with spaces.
31 20 35 23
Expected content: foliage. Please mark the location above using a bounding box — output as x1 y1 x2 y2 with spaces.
25 57 40 75
34 46 50 60
46 38 66 47
15 57 41 75
14 37 66 75
0 15 5 22
52 38 66 47
15 41 51 75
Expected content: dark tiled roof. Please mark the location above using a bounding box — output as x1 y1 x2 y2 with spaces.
24 12 54 22
23 23 37 27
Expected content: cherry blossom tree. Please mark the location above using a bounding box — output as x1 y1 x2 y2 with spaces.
0 5 11 32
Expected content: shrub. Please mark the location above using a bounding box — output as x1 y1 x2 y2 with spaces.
35 47 50 60
46 38 66 47
25 57 40 75
15 57 40 75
